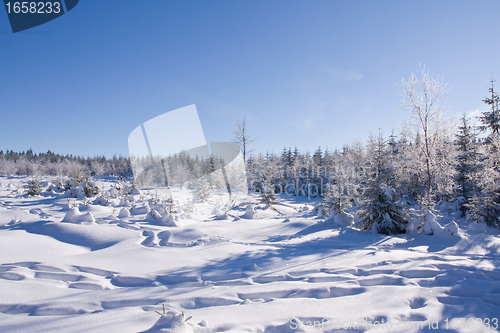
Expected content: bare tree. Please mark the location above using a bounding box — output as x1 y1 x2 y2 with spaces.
232 116 256 163
399 65 449 209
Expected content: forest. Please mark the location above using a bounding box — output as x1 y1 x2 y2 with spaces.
2 68 500 234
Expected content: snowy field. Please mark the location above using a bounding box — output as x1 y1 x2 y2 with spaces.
0 176 499 333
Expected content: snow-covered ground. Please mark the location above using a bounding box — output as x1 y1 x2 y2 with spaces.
0 176 499 332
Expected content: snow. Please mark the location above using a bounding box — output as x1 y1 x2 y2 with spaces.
326 212 354 227
1 176 500 332
61 207 96 224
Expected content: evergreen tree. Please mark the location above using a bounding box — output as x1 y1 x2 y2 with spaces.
466 79 500 227
478 77 500 139
454 114 482 216
358 133 407 234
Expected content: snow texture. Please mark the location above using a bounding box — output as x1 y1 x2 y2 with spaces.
1 176 500 333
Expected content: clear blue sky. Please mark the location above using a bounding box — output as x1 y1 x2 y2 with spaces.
1 0 499 158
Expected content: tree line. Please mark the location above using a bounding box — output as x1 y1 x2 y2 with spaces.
2 67 500 233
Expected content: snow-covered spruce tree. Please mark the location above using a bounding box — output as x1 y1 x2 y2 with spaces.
260 179 278 209
357 133 407 234
25 177 42 196
318 183 351 218
478 77 500 139
468 80 500 227
192 175 213 202
468 169 500 227
454 114 482 216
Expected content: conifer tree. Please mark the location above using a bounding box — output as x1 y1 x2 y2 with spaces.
358 132 407 234
454 114 481 216
478 77 500 139
469 79 500 227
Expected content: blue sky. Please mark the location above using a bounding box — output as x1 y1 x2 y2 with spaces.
1 0 499 158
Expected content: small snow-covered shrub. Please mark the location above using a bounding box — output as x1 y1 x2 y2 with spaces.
163 196 176 214
25 177 42 196
46 179 65 193
191 176 213 202
143 309 201 333
64 176 100 198
130 202 150 215
316 185 351 218
260 182 278 209
240 205 257 219
444 221 459 235
422 211 445 235
358 184 407 235
92 196 110 206
182 196 196 214
161 213 178 226
62 207 95 224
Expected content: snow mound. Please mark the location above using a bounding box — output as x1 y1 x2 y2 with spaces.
92 196 110 206
141 311 209 333
161 213 179 227
131 203 150 215
443 221 459 235
213 214 233 221
145 210 162 222
118 207 131 218
326 212 354 227
264 317 312 332
423 212 444 235
61 207 95 224
240 206 257 219
467 221 486 234
241 261 260 271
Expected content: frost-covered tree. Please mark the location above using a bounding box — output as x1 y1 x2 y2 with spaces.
478 77 500 139
25 177 42 196
467 80 500 227
317 183 351 218
232 116 256 163
399 65 448 210
260 178 278 209
454 114 482 216
358 133 407 234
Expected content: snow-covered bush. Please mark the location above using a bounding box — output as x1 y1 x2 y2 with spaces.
260 181 278 209
422 211 444 235
64 176 100 198
92 195 110 206
444 220 459 235
191 175 213 202
163 196 176 214
316 185 351 218
46 179 65 193
25 177 42 196
240 205 257 219
182 196 196 213
61 207 95 224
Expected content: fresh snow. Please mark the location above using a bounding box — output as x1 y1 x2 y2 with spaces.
0 176 500 332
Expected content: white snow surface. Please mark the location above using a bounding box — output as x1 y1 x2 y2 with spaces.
0 176 500 332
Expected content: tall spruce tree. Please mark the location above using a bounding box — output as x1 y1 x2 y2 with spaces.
467 79 500 227
358 132 407 234
454 114 481 216
478 77 500 139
